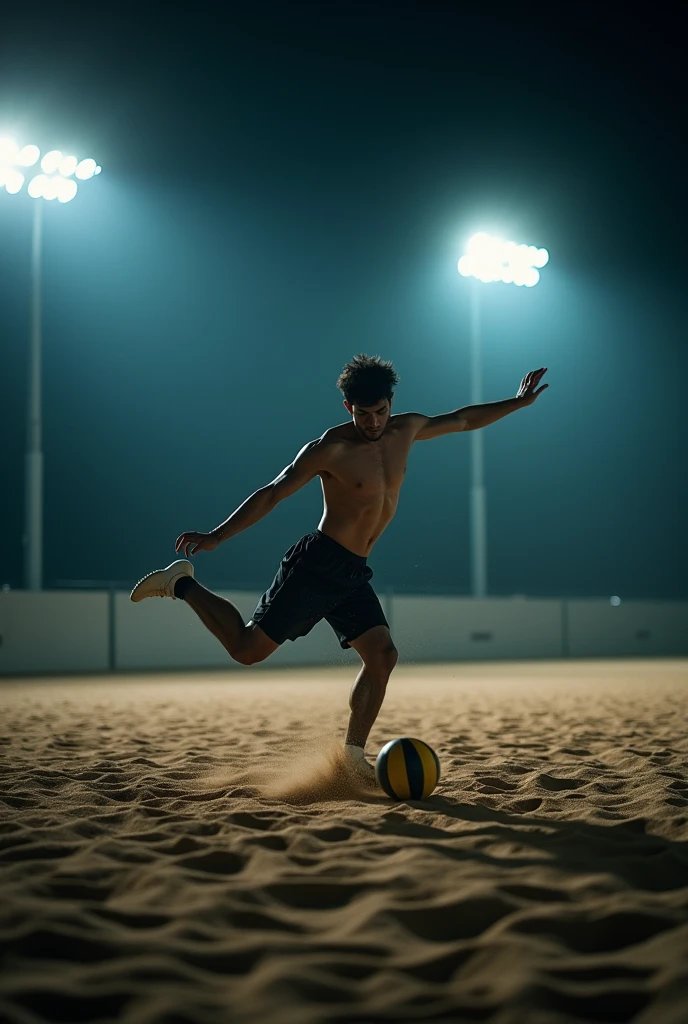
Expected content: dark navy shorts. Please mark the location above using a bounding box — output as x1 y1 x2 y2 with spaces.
251 530 389 649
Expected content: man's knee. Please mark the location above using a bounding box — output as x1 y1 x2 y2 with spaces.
232 624 278 666
385 644 399 675
233 643 272 667
367 643 399 680
233 648 265 667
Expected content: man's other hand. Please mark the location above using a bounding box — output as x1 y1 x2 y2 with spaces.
175 531 220 557
517 367 549 405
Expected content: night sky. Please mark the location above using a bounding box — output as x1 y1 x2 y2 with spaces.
1 4 686 599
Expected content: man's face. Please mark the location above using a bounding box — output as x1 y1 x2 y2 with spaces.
345 397 392 442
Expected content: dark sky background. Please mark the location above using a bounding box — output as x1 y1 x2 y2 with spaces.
1 3 686 599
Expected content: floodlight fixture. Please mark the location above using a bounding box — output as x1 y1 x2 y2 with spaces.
458 233 549 287
1 138 101 207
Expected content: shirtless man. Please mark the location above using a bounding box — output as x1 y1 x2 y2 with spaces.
131 354 548 785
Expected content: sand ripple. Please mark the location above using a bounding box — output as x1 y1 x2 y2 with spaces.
1 659 687 1023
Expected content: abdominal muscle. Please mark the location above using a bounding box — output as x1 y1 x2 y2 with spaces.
317 480 400 557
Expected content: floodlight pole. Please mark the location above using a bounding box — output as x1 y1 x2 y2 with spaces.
469 282 487 598
24 200 43 590
460 233 548 597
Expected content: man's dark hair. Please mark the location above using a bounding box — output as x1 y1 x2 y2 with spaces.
336 354 400 407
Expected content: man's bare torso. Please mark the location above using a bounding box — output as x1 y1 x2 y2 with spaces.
315 414 418 557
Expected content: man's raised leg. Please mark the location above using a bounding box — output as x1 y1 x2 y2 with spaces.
130 559 278 665
176 578 278 664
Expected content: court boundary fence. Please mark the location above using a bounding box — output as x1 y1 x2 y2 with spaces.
1 588 686 676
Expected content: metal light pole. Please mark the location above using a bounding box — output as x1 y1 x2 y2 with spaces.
458 233 549 598
26 200 44 590
1 138 101 589
469 282 487 597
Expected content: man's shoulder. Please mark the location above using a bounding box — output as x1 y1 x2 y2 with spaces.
320 422 353 445
293 426 348 466
320 415 419 437
390 412 425 430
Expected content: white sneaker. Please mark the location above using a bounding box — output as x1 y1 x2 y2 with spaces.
130 559 194 602
343 745 379 790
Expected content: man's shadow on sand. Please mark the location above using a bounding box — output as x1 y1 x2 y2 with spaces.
358 790 688 897
330 792 688 964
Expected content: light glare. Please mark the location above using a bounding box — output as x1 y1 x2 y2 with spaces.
467 233 491 256
457 255 472 277
0 136 19 162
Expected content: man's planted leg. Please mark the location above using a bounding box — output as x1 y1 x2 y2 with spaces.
345 625 399 786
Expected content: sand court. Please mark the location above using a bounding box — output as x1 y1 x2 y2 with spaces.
1 659 688 1023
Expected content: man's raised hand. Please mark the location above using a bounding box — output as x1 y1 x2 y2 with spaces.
517 367 549 405
175 531 220 557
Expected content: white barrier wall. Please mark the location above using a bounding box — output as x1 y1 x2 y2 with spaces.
0 591 110 675
566 600 688 657
392 596 564 662
0 590 686 676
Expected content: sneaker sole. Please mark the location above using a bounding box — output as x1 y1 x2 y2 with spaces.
130 560 194 602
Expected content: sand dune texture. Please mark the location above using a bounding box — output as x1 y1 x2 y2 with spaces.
1 659 688 1024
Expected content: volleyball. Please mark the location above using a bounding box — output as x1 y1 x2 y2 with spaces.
375 737 440 800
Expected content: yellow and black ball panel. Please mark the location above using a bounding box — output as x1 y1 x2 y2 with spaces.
375 737 440 800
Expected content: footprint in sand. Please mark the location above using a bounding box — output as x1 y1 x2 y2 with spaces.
177 850 245 875
509 797 543 813
536 773 586 792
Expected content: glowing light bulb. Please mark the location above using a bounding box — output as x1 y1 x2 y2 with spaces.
41 150 62 174
17 144 40 167
57 178 78 203
58 155 78 177
75 158 97 180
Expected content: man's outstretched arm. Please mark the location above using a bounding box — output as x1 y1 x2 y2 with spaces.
175 439 325 556
411 367 549 441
